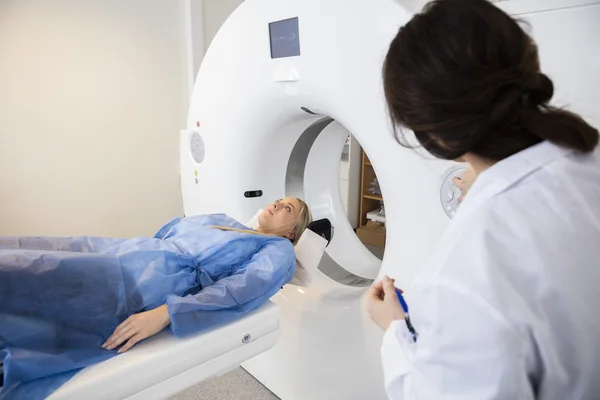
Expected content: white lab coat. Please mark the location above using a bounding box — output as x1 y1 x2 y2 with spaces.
382 141 600 399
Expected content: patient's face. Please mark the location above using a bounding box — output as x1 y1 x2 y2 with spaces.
258 197 303 239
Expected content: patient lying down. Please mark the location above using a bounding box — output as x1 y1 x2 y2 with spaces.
0 198 311 400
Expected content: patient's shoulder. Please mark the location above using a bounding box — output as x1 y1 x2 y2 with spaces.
264 237 295 260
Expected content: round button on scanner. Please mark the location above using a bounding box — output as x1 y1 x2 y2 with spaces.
190 132 205 164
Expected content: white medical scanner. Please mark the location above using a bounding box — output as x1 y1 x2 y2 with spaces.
49 0 600 398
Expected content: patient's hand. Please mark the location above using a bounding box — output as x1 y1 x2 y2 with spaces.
103 305 171 353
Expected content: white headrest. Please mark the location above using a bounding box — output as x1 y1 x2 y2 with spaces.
245 209 262 231
246 209 328 287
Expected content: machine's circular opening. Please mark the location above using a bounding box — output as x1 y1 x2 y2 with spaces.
285 115 386 287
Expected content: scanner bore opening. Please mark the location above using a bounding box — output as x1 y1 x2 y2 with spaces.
285 114 384 287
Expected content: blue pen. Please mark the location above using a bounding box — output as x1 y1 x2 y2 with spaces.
396 289 418 342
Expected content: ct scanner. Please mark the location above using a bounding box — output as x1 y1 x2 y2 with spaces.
46 0 600 399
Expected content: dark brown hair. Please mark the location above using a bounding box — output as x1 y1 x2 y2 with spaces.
383 0 599 161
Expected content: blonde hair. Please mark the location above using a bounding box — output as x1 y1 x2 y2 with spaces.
212 198 312 246
289 198 312 245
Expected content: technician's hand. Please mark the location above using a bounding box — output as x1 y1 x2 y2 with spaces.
452 165 478 203
103 304 171 353
365 276 405 331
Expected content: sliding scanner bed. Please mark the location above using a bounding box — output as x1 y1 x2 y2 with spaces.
49 213 330 399
49 302 279 400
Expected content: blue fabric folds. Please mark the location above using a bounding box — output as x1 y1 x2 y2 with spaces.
0 214 295 399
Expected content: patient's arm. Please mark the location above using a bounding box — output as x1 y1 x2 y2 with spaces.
103 304 171 353
166 238 295 336
101 238 295 352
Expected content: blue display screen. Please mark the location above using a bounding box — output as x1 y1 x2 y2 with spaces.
269 17 300 59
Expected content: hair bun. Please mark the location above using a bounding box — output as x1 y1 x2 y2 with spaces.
524 72 554 106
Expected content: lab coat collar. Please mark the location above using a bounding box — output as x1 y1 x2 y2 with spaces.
459 141 574 216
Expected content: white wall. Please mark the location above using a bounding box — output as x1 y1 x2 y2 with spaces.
0 1 189 237
202 0 244 49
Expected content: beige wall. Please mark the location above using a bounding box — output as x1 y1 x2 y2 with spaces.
202 0 244 49
0 1 188 237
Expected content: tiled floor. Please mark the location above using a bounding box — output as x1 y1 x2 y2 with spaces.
170 367 278 400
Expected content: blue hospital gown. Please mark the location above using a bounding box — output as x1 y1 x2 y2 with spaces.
0 214 295 399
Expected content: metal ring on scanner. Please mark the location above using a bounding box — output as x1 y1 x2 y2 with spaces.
440 165 467 219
